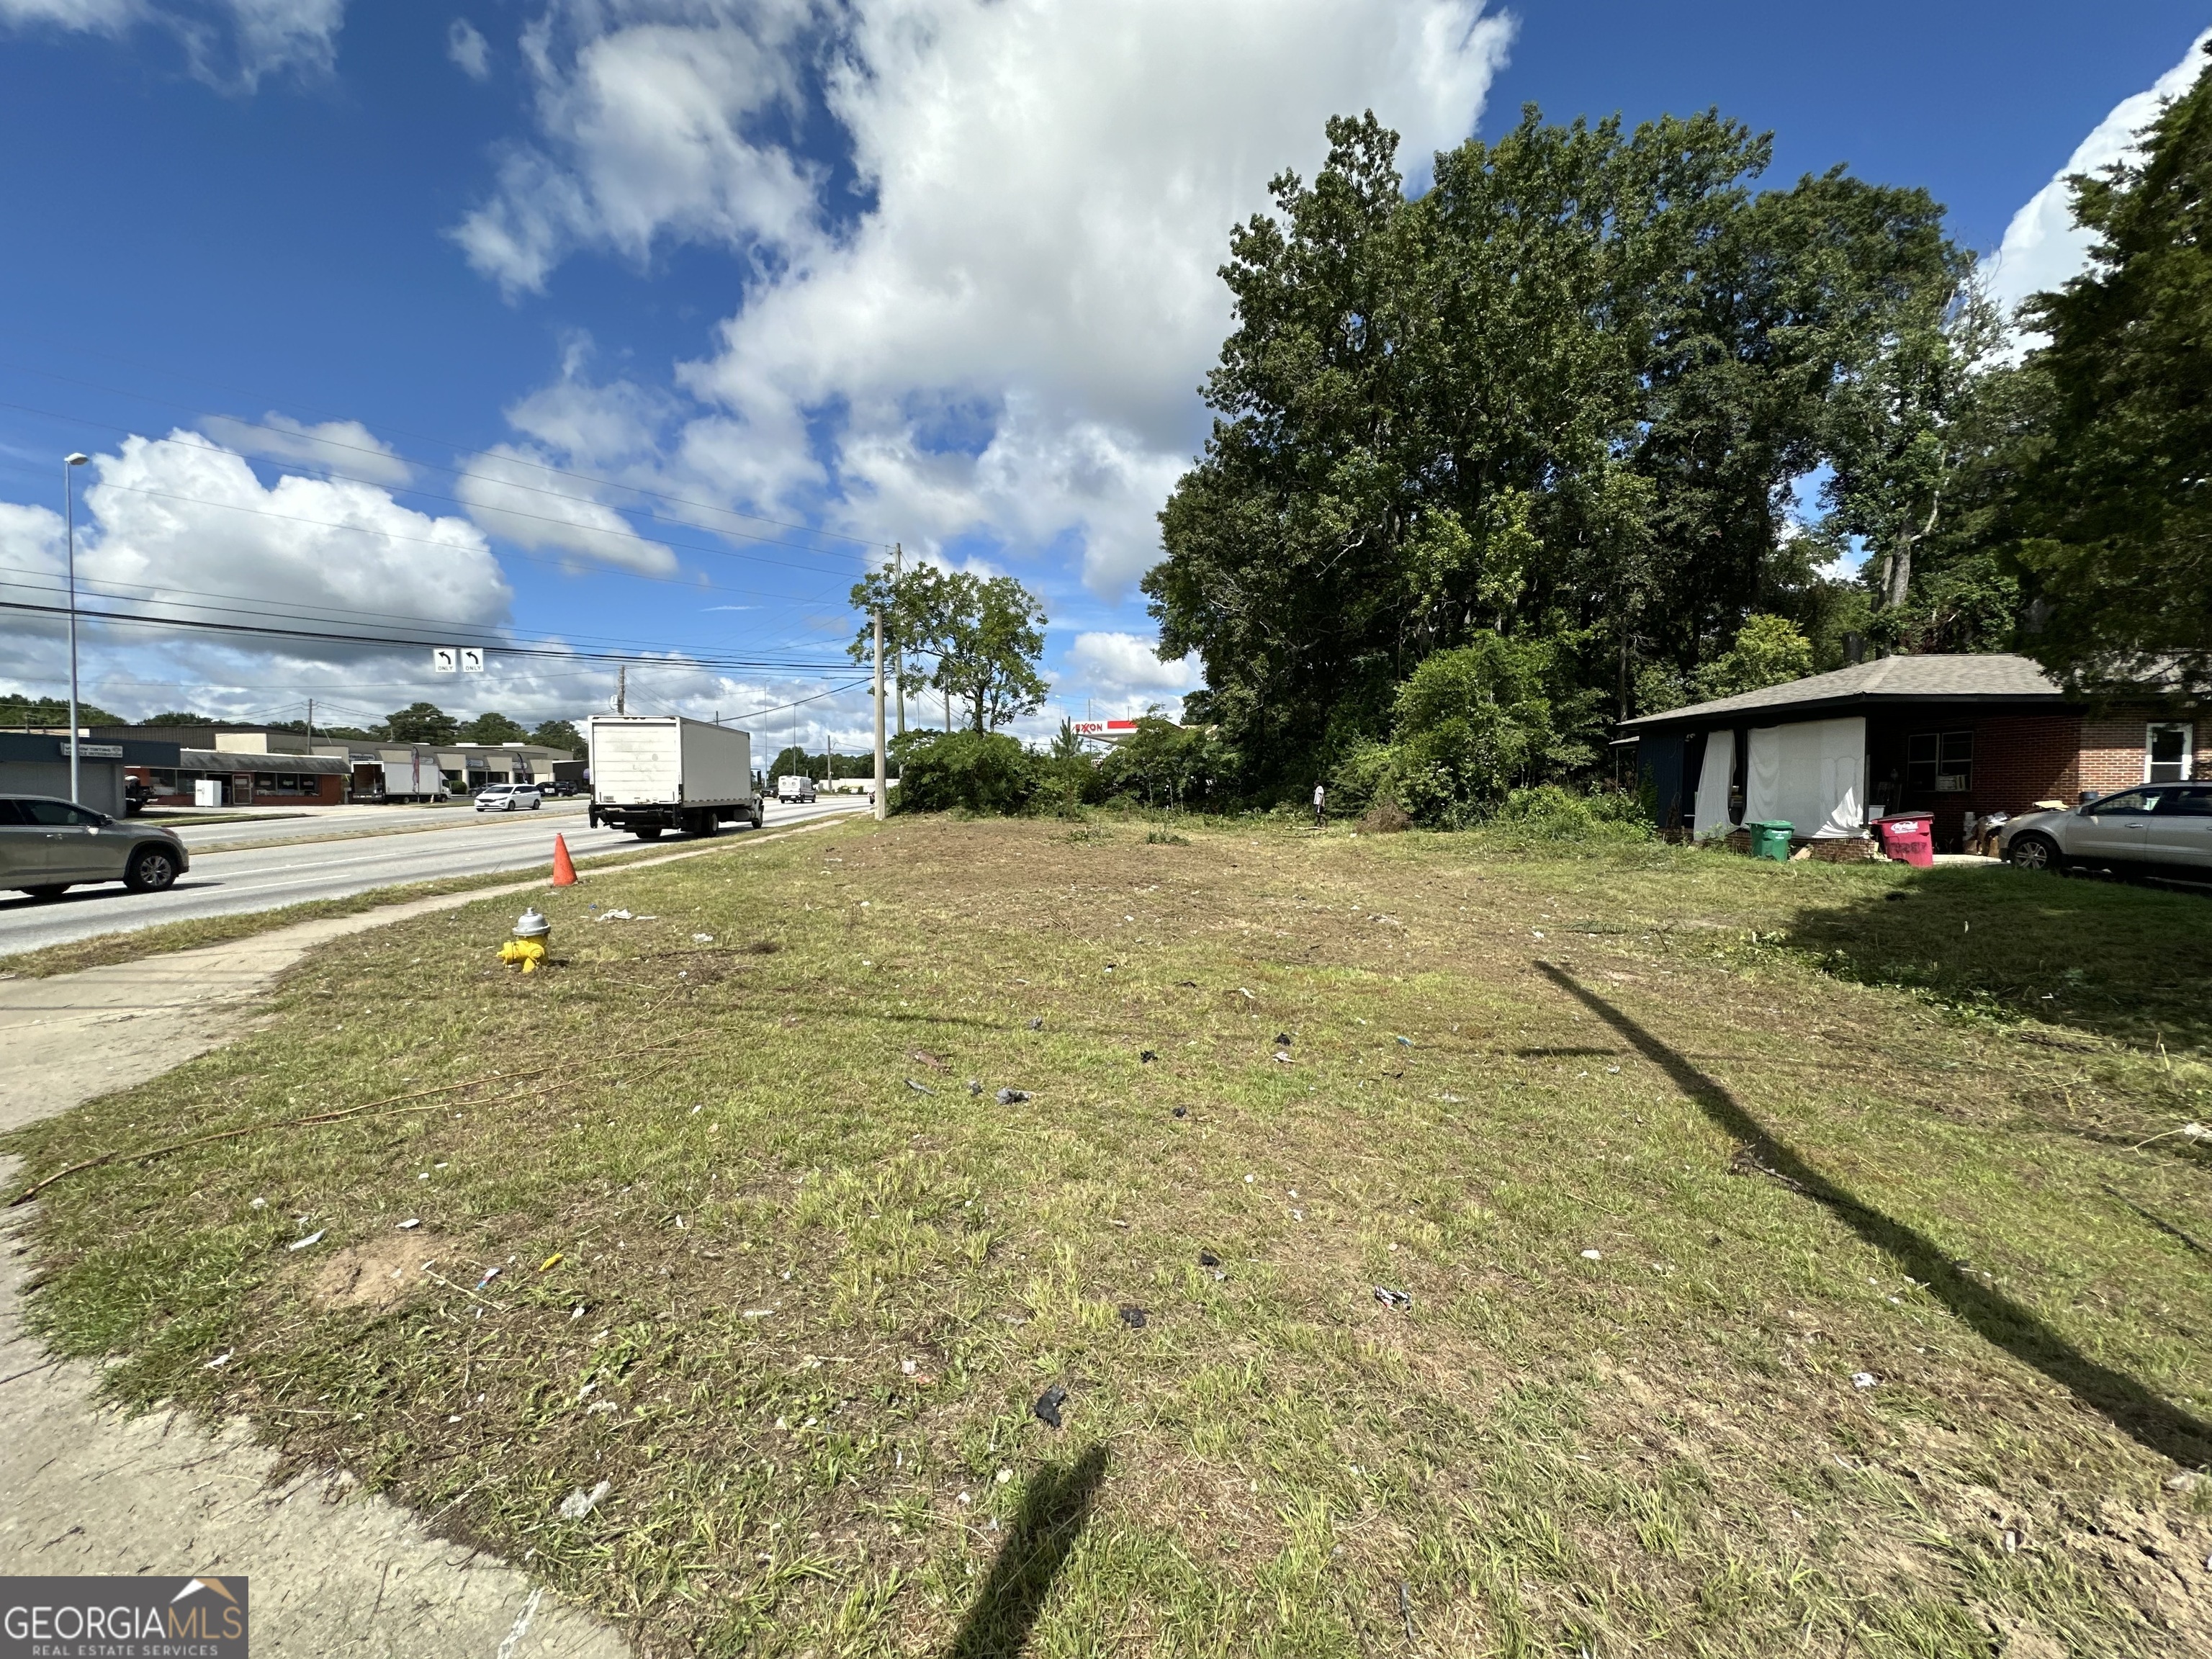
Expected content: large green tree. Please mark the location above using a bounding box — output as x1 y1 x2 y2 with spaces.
459 711 529 745
1145 109 1966 792
850 567 1047 733
529 719 585 756
379 702 457 745
2013 43 2212 695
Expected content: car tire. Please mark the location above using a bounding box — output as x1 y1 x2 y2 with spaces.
22 884 70 902
125 845 181 893
2008 833 2060 873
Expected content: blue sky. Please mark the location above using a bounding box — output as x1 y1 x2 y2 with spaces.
0 1 2205 749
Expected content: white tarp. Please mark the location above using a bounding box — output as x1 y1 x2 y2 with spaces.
1691 729 1735 837
1745 717 1866 839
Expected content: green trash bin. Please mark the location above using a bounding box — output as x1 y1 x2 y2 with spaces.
1747 819 1794 861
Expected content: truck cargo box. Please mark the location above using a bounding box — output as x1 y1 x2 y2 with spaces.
588 716 757 839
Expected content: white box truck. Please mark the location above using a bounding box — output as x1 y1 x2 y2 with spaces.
775 775 817 803
588 716 760 840
377 747 443 803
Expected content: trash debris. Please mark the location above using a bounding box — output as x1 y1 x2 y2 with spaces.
477 1266 503 1290
1033 1383 1069 1428
996 1088 1031 1105
902 1359 918 1375
1172 1105 1188 1118
1398 1581 1416 1642
287 1230 325 1251
1028 1017 1043 1031
967 1079 983 1096
595 909 634 922
204 1350 233 1370
539 1253 562 1272
692 932 714 943
995 1467 1012 1484
909 1049 947 1069
1580 1249 1602 1261
1140 1050 1158 1064
397 1218 420 1231
1117 1305 1148 1330
741 1308 773 1318
1237 987 1254 999
1198 1250 1220 1267
1272 1051 1293 1064
1274 1033 1292 1047
249 1197 266 1209
1851 1372 1879 1389
1372 1286 1413 1310
557 1480 611 1519
1395 1035 1412 1047
905 1078 936 1095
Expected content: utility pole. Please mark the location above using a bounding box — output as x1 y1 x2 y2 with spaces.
63 452 89 804
616 664 627 716
306 697 314 747
891 543 905 739
873 608 888 821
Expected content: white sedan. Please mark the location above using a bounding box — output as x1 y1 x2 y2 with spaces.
474 784 544 813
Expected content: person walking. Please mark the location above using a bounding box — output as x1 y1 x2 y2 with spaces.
1313 780 1326 828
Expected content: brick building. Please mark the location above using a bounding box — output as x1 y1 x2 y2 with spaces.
1624 654 2204 852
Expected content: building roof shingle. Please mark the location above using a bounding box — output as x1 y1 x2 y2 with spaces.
1620 652 2065 731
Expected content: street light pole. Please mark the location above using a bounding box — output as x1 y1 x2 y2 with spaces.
63 453 90 805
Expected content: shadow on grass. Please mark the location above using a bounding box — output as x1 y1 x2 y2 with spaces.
945 1444 1109 1659
1784 866 2212 1055
1536 961 2212 1468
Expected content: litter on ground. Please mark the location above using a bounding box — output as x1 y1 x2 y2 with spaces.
558 1480 611 1519
905 1078 936 1095
397 1218 420 1230
287 1230 325 1251
1372 1286 1413 1310
1033 1383 1069 1428
1118 1305 1148 1330
1851 1372 1879 1389
997 1088 1031 1105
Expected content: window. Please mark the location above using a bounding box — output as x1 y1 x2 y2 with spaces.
1906 730 1973 793
19 799 105 825
150 769 178 791
0 800 22 824
2089 790 2154 816
2157 788 2212 817
2146 722 2194 783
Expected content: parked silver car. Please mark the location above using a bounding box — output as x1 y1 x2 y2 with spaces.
1998 783 2212 879
0 795 189 899
474 783 544 812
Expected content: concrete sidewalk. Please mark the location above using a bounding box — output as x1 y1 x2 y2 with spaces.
0 817 841 1656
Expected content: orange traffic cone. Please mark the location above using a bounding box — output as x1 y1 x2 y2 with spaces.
551 833 577 886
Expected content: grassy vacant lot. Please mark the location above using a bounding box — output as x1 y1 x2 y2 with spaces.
6 817 2210 1657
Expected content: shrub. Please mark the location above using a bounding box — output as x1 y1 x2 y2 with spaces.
1388 634 1597 827
1489 784 1654 843
891 731 1038 814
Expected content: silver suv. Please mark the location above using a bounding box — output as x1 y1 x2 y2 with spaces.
1999 783 2212 880
0 795 189 899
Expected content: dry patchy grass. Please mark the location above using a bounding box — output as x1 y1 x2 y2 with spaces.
5 815 2211 1657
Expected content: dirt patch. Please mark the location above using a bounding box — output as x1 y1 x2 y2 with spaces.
307 1232 445 1309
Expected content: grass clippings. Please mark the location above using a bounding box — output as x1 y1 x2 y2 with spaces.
5 816 2211 1657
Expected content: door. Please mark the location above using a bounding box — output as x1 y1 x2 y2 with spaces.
0 799 55 887
2067 788 2157 868
2144 786 2212 874
15 798 125 881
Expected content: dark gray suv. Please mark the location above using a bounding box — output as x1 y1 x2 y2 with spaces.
0 796 189 899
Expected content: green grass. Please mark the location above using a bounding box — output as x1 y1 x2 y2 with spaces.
5 817 2210 1656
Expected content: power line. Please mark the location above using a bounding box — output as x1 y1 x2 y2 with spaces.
0 597 848 673
0 361 888 553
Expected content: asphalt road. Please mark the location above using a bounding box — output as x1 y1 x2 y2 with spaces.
0 795 866 956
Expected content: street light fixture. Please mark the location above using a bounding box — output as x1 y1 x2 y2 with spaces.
64 453 89 805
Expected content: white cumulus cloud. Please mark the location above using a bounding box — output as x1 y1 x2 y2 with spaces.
1987 30 2212 331
0 0 349 86
458 0 1514 601
456 444 679 576
1059 630 1202 719
448 14 488 78
197 411 413 488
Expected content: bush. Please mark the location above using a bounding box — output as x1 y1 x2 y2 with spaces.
1488 784 1654 843
891 731 1038 814
1386 634 1598 828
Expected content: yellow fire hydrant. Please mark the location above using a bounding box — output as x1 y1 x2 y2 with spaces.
500 906 552 973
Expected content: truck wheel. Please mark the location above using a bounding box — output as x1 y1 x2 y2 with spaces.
635 826 663 840
124 845 181 893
